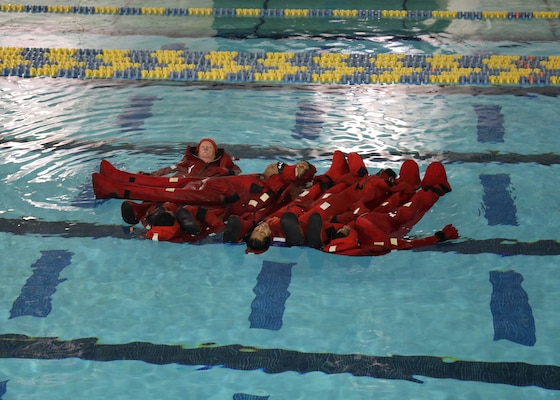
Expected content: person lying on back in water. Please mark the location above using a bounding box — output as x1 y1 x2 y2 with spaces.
300 161 458 256
113 137 241 226
223 150 368 245
278 159 422 247
242 158 421 254
141 137 241 177
115 160 316 241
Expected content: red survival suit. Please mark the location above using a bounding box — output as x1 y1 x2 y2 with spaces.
145 162 317 242
279 160 421 246
320 161 456 256
95 139 241 226
97 140 241 190
141 140 241 178
334 158 422 222
94 162 316 242
222 150 368 243
94 162 316 214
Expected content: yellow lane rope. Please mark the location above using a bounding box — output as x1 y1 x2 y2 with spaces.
0 5 559 20
2 47 559 85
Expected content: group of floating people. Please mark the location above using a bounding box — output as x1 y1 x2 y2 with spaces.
92 138 459 256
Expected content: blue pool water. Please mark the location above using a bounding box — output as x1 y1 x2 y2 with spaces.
1 1 560 399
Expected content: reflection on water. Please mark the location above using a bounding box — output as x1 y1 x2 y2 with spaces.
0 2 560 399
1 77 560 217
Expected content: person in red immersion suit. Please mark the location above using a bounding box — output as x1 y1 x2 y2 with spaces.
171 158 322 238
108 160 316 242
96 138 241 192
334 158 422 222
140 138 241 178
93 138 241 226
243 217 285 254
242 158 421 254
139 203 230 243
223 150 368 245
303 161 459 256
278 159 422 247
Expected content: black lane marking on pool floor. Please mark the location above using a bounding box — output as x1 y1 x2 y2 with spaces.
0 334 558 390
474 104 505 143
489 271 536 347
480 174 518 226
9 250 73 319
2 137 560 165
292 101 325 140
249 261 294 331
0 217 559 256
116 94 159 132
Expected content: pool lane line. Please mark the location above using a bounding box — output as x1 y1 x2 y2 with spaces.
489 270 536 347
292 101 324 140
0 334 558 390
0 218 139 240
2 137 560 166
480 174 518 226
9 250 73 319
1 217 559 256
233 394 269 400
0 5 557 21
412 239 560 256
116 94 158 132
474 105 505 143
249 261 294 330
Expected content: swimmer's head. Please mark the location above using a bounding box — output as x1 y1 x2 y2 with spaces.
196 138 218 163
245 222 272 254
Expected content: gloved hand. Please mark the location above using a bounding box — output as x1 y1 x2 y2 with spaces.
313 175 334 191
435 224 459 242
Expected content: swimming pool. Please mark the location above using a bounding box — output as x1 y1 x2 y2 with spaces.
1 0 560 398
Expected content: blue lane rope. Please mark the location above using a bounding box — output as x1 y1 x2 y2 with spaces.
1 47 559 85
1 4 559 20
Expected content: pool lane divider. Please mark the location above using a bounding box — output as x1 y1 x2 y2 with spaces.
9 250 73 319
0 5 558 20
249 261 295 330
0 334 558 390
3 135 560 166
2 47 560 85
0 216 559 256
489 270 536 346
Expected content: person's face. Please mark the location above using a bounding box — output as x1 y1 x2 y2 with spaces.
338 225 352 236
250 222 272 241
295 161 310 178
198 141 216 163
262 162 280 179
262 161 310 179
